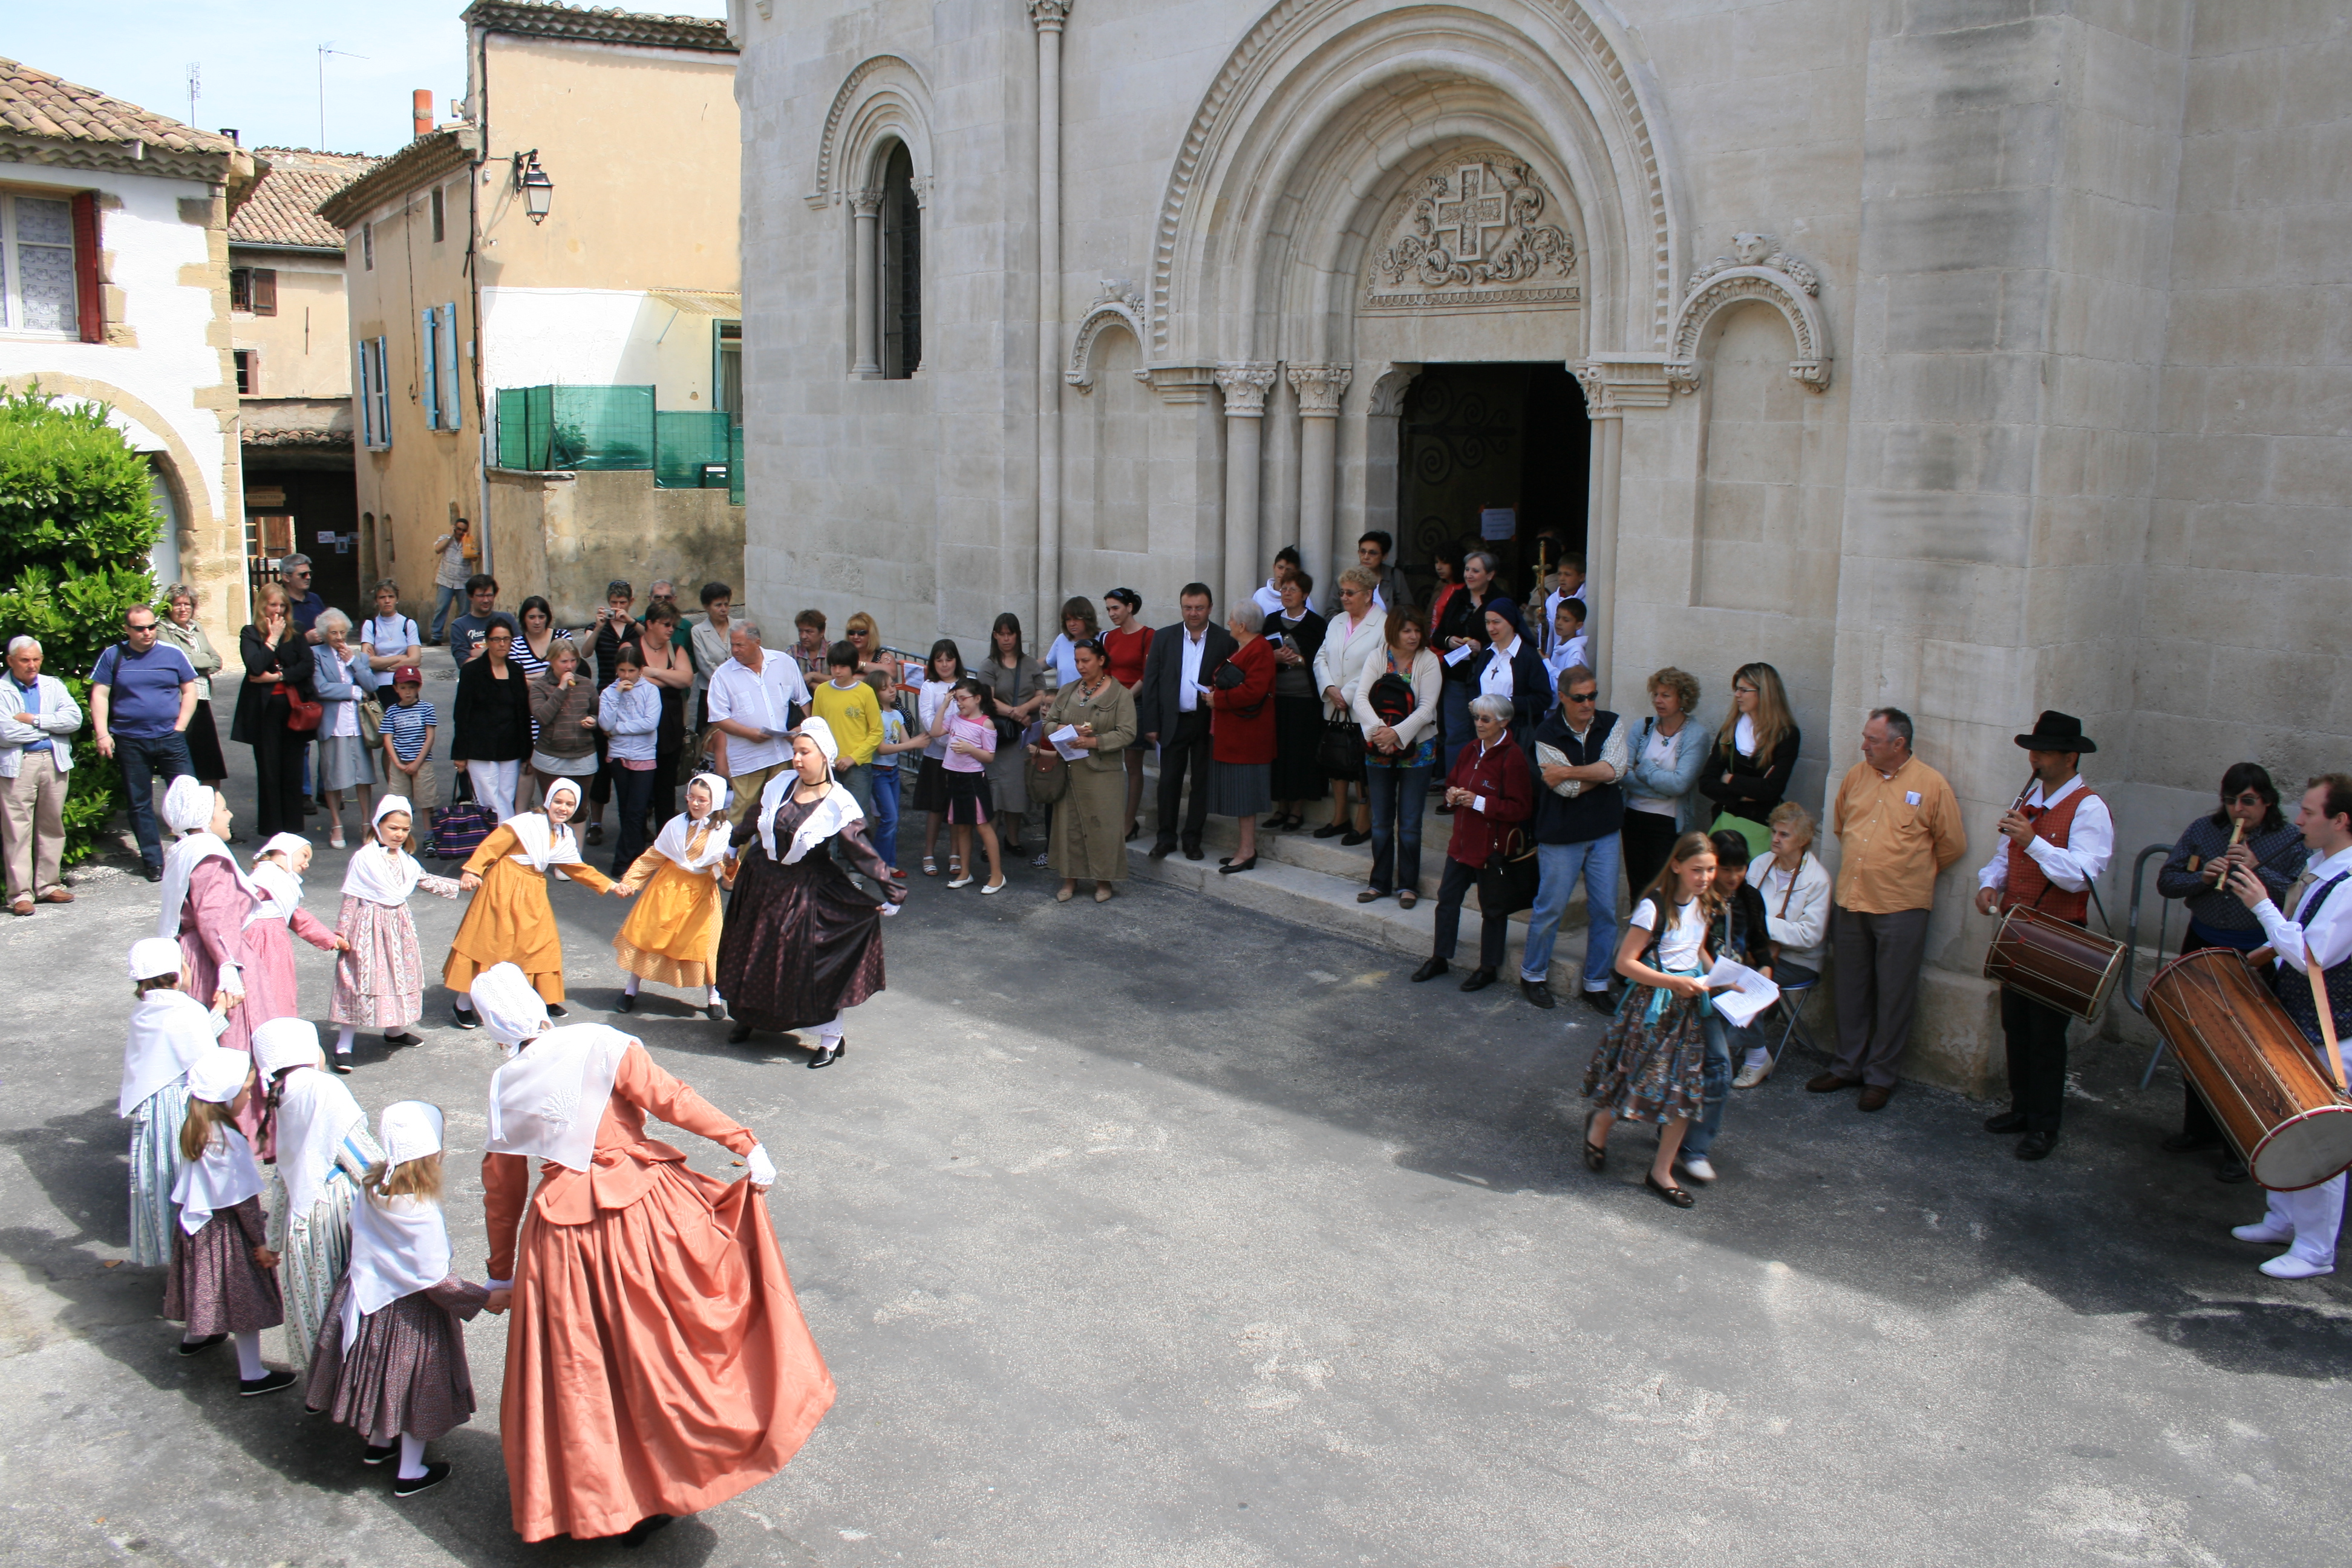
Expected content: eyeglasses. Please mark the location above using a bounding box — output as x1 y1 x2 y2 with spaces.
2229 792 2266 806
1565 691 1597 704
1734 685 1757 696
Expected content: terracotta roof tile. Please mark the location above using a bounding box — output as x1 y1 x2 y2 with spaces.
230 149 377 250
462 2 736 55
0 56 236 157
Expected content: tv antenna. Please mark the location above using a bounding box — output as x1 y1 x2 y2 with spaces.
186 62 199 126
317 43 368 149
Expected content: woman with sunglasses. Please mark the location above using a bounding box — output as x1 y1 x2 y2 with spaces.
2155 763 2310 1180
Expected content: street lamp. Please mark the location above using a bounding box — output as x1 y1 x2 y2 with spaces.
511 149 552 224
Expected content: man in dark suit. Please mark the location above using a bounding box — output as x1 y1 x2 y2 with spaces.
1134 581 1235 861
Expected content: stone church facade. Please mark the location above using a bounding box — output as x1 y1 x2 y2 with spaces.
730 1 2346 1086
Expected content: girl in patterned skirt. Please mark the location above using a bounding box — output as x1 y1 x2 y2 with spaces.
1581 830 1723 1210
166 1047 295 1395
330 795 461 1065
305 1101 494 1498
120 937 217 1268
253 1018 382 1377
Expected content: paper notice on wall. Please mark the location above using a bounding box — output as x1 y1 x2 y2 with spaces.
1480 507 1516 540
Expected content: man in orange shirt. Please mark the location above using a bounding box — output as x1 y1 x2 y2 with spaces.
1811 707 1968 1110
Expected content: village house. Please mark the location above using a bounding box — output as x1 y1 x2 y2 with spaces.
319 1 746 626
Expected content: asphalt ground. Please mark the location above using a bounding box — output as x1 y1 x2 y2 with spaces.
1 722 2347 1568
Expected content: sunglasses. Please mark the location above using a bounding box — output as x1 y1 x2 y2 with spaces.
2228 792 2266 806
1565 691 1597 703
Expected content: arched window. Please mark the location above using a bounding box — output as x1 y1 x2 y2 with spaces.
879 143 920 379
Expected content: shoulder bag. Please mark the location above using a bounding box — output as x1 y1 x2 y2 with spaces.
1476 824 1541 918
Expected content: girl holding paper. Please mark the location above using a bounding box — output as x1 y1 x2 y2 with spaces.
1670 830 1780 1184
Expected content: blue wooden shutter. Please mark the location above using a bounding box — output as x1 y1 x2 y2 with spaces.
372 336 393 448
356 340 376 447
439 302 462 431
419 309 442 429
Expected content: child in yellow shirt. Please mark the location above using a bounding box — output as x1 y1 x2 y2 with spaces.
808 641 883 819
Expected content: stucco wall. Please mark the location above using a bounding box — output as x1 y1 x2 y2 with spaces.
0 163 244 638
486 465 745 626
228 250 352 400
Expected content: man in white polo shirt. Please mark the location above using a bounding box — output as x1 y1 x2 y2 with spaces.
705 619 811 827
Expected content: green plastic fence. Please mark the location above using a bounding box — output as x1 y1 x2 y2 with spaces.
654 410 732 489
498 386 738 499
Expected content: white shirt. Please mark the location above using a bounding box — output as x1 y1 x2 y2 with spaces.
1544 633 1587 688
1045 633 1082 687
1251 579 1285 618
1975 774 2114 895
1541 584 1587 650
364 613 419 659
1627 719 1681 815
1177 627 1208 714
1313 609 1382 713
1546 712 1632 798
1477 634 1520 702
706 650 812 774
1756 850 1832 966
2255 843 2352 977
1631 895 1708 971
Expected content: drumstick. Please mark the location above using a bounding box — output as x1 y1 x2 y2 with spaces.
2307 944 2348 1095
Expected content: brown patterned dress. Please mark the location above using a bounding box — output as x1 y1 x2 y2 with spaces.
163 1196 284 1336
304 1272 489 1443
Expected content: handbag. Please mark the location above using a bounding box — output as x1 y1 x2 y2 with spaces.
355 694 384 748
432 769 495 861
1318 716 1366 780
1477 825 1541 918
283 685 323 733
1029 745 1071 806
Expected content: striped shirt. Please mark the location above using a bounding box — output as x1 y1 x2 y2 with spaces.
383 699 437 763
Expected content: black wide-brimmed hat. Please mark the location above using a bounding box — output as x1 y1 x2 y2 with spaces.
2015 710 2096 753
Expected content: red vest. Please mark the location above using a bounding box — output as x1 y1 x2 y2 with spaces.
2002 783 2098 923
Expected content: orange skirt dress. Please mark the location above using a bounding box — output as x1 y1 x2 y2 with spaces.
611 848 725 990
443 823 615 1005
483 1042 832 1542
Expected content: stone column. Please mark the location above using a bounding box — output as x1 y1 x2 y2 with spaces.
1573 363 1621 699
850 188 883 379
1031 0 1070 646
1214 362 1276 614
1287 364 1351 613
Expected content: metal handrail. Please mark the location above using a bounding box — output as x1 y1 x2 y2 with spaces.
2120 841 2180 1087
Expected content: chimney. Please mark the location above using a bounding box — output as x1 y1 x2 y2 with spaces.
413 89 433 140
219 128 239 145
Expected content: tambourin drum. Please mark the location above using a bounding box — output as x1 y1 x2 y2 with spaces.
1982 904 2125 1023
2144 947 2352 1192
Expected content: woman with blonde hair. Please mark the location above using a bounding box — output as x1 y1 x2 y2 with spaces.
1581 831 1723 1207
1621 666 1714 898
1735 800 1832 1087
232 581 316 838
1699 661 1800 859
841 610 893 685
157 583 227 789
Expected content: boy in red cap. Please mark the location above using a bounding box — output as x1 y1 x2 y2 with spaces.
379 667 438 812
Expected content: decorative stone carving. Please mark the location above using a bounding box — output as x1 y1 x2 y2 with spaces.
1362 150 1578 313
1285 363 1352 417
1027 0 1071 31
1573 354 1674 413
1213 361 1278 417
806 55 933 211
1140 365 1219 404
849 188 884 219
1664 234 1830 393
1365 364 1416 418
1067 279 1148 392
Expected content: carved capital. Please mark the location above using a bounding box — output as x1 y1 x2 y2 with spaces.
1140 364 1219 404
1365 362 1417 418
849 187 884 219
1028 0 1071 33
909 175 933 211
1213 361 1278 417
1572 355 1674 414
1285 363 1352 418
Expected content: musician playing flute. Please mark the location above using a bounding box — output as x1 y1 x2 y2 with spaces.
2224 773 2352 1281
1971 712 2113 1161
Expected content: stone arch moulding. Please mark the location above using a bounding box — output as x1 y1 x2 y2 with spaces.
806 54 936 210
1148 0 1684 364
1664 234 1829 394
1067 279 1148 392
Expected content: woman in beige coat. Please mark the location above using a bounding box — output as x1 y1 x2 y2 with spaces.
1036 639 1137 902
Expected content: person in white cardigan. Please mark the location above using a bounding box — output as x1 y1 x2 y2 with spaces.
1 635 84 915
1313 567 1390 843
1736 799 1834 1086
1347 604 1443 905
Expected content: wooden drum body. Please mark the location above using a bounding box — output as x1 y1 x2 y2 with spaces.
1983 904 2124 1023
2145 947 2352 1192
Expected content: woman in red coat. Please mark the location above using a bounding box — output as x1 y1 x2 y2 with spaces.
1411 693 1533 990
1206 603 1278 874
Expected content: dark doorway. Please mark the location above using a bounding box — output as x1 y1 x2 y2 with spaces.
1394 362 1589 601
243 468 361 613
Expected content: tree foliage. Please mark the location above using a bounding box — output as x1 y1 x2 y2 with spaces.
0 387 165 864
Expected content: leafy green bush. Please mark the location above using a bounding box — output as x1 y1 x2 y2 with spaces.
0 387 164 865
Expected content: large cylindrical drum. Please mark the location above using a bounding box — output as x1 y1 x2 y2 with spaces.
2144 947 2352 1191
1983 904 2124 1022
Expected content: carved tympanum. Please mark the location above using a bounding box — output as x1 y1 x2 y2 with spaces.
1363 151 1578 313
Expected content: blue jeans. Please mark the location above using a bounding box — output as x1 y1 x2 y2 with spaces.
116 731 194 871
1520 834 1621 990
429 583 463 642
870 765 902 869
1682 1011 1736 1160
1363 759 1431 893
1439 681 1474 779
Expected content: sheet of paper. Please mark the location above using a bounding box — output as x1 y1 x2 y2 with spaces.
1704 955 1782 1028
1442 642 1474 667
1048 724 1088 762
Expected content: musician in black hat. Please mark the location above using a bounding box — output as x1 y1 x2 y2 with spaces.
1971 711 2113 1160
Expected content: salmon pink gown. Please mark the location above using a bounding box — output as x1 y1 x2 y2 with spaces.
482 1042 832 1542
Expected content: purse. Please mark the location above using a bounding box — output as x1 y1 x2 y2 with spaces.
355 694 384 748
1029 746 1071 805
1476 825 1541 918
284 687 323 733
431 769 494 861
1318 716 1365 780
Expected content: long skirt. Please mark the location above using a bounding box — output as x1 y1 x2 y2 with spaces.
330 896 425 1027
268 1167 359 1376
984 737 1030 822
613 858 724 990
500 1169 833 1541
1048 762 1128 882
163 1197 284 1337
306 1275 480 1445
185 699 229 780
1270 693 1328 800
909 754 950 814
319 732 377 792
126 1081 191 1267
1583 985 1710 1124
716 846 884 1033
1206 760 1272 818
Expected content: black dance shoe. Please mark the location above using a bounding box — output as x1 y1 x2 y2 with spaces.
392 1462 452 1498
175 1333 226 1357
808 1040 844 1069
362 1443 396 1466
727 1022 753 1044
614 992 636 1014
451 1004 480 1030
544 1003 568 1019
239 1369 298 1397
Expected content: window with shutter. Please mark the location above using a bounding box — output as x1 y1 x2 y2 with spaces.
373 336 393 446
356 340 376 446
419 308 442 430
230 267 252 311
252 269 276 316
439 302 462 431
2 194 82 336
234 350 254 394
362 223 373 270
